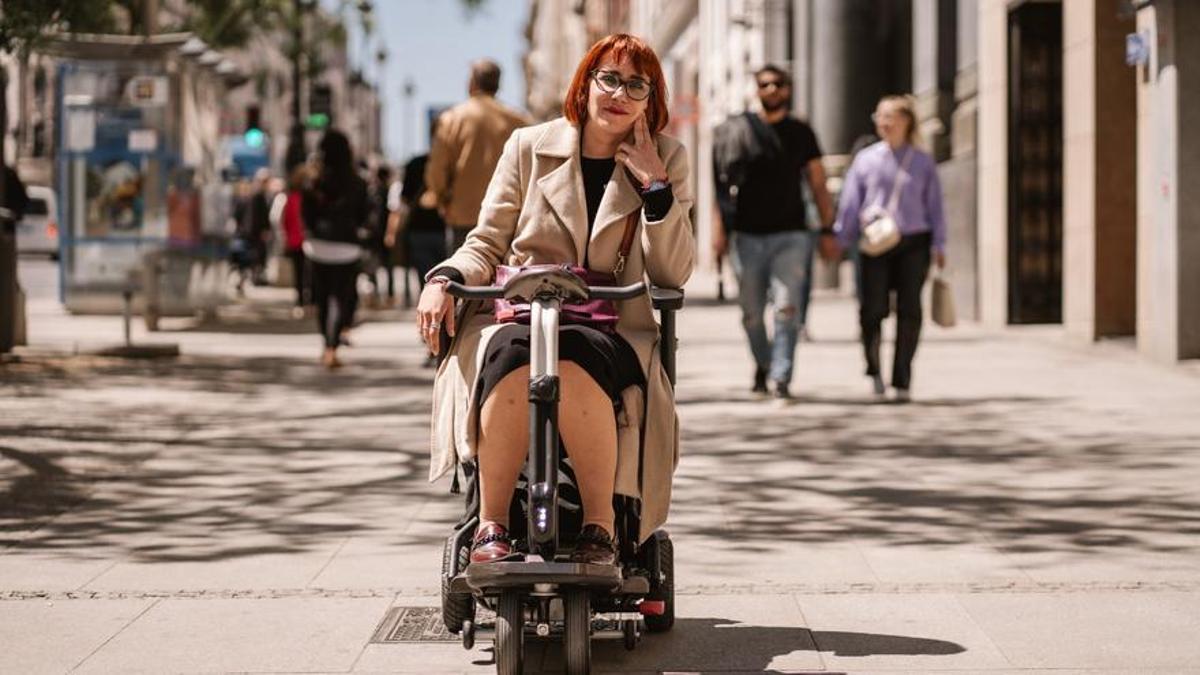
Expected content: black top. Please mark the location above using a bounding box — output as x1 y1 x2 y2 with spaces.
581 156 615 231
730 116 822 235
301 174 370 244
235 191 270 240
401 154 446 233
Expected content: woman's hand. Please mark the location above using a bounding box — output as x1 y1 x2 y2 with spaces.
616 114 668 188
416 279 455 355
934 250 946 270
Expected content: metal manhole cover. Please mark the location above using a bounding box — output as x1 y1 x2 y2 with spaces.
371 606 456 643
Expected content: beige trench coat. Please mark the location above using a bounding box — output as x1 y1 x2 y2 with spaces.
428 117 694 542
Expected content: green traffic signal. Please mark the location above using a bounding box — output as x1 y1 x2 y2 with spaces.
244 128 266 148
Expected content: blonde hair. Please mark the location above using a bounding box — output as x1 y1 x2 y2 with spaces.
877 94 923 149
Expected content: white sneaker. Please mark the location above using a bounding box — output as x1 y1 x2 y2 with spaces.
893 388 911 403
871 374 886 398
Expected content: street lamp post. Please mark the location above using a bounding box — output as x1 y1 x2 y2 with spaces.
285 0 317 173
401 78 416 160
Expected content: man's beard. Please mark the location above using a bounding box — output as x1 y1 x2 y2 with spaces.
760 97 789 113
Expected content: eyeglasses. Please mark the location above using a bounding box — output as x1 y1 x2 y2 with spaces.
757 79 788 91
590 70 653 101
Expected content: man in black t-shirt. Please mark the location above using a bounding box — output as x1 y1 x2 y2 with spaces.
712 64 835 399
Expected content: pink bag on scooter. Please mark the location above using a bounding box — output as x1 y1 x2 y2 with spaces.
492 212 639 332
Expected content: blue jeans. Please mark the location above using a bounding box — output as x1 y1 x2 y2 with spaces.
798 229 816 327
730 230 811 385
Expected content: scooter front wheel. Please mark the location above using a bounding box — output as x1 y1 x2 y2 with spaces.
495 591 524 675
564 589 592 674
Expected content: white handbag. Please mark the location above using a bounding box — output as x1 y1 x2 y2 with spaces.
859 148 912 257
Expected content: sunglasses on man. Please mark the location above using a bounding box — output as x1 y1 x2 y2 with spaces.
757 79 789 91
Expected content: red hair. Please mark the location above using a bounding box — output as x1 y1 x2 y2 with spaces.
563 34 670 133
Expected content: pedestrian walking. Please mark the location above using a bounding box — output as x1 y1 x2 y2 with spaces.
302 130 369 370
711 64 835 399
364 165 396 307
246 169 272 285
421 59 529 253
281 164 311 313
822 95 948 402
387 148 446 289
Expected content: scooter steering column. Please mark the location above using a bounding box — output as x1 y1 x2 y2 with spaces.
527 296 561 558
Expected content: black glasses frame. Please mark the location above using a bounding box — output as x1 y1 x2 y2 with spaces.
589 69 653 101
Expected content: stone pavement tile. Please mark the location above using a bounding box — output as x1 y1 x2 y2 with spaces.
74 596 391 674
1000 548 1200 584
0 552 114 591
557 594 822 673
795 593 1011 671
856 542 1031 584
0 598 153 675
353 642 554 674
675 540 878 589
309 535 442 591
846 671 1200 675
83 545 342 592
957 591 1200 669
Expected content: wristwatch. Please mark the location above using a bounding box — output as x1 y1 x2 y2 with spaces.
819 226 837 237
642 178 670 193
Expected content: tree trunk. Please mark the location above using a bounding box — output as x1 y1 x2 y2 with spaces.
1 68 14 354
17 52 29 158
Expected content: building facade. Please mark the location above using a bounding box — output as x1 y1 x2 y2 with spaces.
525 0 1198 365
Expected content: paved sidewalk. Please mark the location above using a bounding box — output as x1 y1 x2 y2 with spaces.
2 271 1199 674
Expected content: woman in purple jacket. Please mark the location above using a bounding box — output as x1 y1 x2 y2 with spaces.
823 95 947 402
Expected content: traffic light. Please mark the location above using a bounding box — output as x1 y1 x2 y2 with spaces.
244 128 266 148
309 84 332 129
244 106 265 148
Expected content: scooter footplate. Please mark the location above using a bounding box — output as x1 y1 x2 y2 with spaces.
450 572 648 595
463 561 623 591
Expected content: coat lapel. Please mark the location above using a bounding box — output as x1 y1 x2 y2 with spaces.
587 162 642 272
593 164 643 239
535 120 588 264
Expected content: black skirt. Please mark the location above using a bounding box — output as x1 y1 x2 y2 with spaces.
475 324 645 417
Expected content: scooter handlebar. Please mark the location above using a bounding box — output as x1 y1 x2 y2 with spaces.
443 281 504 300
587 282 647 300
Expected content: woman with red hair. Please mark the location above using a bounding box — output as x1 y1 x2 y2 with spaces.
416 34 694 567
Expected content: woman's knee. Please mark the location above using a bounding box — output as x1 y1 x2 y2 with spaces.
559 361 608 401
480 367 531 425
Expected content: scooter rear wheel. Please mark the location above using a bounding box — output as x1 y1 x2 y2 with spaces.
564 589 591 674
645 535 675 633
495 591 524 675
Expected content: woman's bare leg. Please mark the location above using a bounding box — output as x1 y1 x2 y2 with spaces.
477 362 619 538
477 367 530 528
558 361 618 537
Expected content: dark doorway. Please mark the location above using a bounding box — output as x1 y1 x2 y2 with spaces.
1007 1 1063 324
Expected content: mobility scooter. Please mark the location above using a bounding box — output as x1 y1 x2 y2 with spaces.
438 266 682 674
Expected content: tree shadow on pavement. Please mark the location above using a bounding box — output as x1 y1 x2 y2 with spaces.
670 380 1200 563
0 353 449 562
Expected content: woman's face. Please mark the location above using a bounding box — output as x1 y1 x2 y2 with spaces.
873 101 910 146
586 55 652 136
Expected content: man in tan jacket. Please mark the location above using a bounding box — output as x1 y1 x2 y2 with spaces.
422 59 529 251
